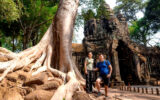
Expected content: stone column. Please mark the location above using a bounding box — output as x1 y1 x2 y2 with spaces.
111 39 122 82
133 54 142 82
112 49 121 81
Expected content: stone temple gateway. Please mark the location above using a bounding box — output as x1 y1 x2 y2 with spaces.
72 3 160 86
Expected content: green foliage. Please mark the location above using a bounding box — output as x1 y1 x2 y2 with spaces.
20 0 58 43
81 9 95 22
0 0 21 21
0 0 58 51
96 3 110 19
144 0 160 33
76 0 109 28
129 18 150 45
129 0 160 46
114 0 146 22
0 21 21 51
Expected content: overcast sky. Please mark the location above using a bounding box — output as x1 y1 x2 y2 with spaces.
74 0 160 46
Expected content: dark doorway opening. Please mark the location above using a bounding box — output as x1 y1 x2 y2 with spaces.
116 40 139 85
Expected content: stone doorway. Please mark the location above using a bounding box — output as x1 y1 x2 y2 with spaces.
116 40 139 85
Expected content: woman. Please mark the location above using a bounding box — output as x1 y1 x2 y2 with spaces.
84 52 94 93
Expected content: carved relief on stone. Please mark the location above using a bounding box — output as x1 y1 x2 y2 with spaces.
112 39 118 50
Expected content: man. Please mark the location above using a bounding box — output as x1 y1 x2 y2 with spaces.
84 52 94 93
94 54 112 97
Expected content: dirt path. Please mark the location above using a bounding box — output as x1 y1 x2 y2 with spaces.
89 88 160 100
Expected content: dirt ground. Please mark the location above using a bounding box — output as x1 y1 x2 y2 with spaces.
89 88 160 100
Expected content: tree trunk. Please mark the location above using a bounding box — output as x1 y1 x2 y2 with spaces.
0 0 84 99
12 31 15 52
52 0 78 72
31 32 37 46
51 0 84 81
23 31 27 50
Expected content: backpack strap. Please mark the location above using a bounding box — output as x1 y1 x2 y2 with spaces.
105 60 109 66
105 60 110 72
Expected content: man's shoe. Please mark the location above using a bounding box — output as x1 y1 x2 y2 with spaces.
97 92 101 97
105 96 108 98
87 91 92 94
105 96 110 100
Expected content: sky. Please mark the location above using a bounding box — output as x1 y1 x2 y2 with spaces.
74 0 160 46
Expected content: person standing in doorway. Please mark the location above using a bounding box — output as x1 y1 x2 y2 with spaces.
94 54 112 97
84 52 94 93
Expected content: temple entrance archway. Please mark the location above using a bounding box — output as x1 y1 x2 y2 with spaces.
116 40 139 85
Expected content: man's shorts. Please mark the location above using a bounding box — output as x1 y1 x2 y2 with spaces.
97 75 110 86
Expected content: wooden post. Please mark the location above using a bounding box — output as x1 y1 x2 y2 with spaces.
146 88 148 94
130 87 132 91
138 87 140 93
134 87 136 92
142 88 144 93
151 88 154 94
156 88 159 95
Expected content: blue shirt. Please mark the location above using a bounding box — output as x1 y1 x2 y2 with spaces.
96 60 111 76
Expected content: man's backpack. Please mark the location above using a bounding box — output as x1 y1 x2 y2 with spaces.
105 60 110 68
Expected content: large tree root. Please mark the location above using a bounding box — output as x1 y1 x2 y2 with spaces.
0 50 83 99
0 25 69 82
51 71 80 100
0 25 52 81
